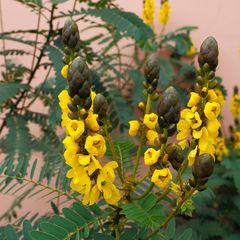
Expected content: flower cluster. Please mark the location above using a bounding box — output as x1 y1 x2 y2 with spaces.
215 136 228 160
177 37 222 167
158 0 171 25
59 19 120 205
230 86 240 118
142 0 154 25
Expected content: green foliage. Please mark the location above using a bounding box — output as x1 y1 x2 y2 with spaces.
122 193 164 228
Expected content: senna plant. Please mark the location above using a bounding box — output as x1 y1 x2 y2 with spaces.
33 18 223 240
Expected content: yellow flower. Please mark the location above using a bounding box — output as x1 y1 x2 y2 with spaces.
61 65 69 79
144 148 160 166
158 1 171 25
128 120 140 137
64 150 79 168
207 118 220 139
177 108 202 141
215 89 225 107
188 146 198 166
63 136 79 153
90 91 96 112
215 137 228 160
146 130 158 146
187 92 200 108
67 166 89 186
187 45 197 57
85 134 106 158
230 94 240 117
97 162 121 204
82 184 100 206
78 154 91 166
204 102 220 120
143 113 158 129
85 113 100 132
151 168 172 189
234 131 240 149
142 0 154 25
170 182 182 196
58 90 71 127
66 120 85 140
87 156 102 175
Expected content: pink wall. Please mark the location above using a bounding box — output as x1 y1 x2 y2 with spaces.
0 0 239 222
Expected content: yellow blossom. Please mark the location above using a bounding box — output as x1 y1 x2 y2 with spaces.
61 65 69 78
188 146 198 166
233 131 240 149
144 148 160 166
82 184 100 206
151 168 172 189
187 45 197 57
64 150 79 168
142 0 154 25
85 134 106 158
66 120 85 140
143 113 158 129
58 90 71 127
97 162 120 204
187 92 200 108
63 136 79 153
146 130 158 146
215 137 228 160
215 89 225 107
230 94 240 117
90 91 97 112
204 102 220 120
128 120 140 137
85 113 100 132
87 156 102 175
158 1 171 25
78 154 91 166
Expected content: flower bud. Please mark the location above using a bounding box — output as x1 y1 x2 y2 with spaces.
208 79 218 89
157 86 180 127
165 143 184 170
234 85 239 94
93 94 108 119
144 54 160 88
198 36 219 71
192 154 214 179
67 102 78 112
62 18 80 49
67 57 91 98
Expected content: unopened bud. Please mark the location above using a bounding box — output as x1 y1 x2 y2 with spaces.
144 54 160 85
93 94 108 119
198 36 219 71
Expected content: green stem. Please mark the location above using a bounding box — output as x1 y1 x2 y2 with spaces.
144 188 195 240
133 94 151 178
132 182 154 200
104 120 124 183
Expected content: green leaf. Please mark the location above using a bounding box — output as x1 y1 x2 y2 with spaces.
5 115 30 175
46 40 67 126
52 215 77 233
85 8 153 42
176 228 192 240
158 58 173 88
5 225 18 240
40 222 68 239
166 219 176 238
31 231 58 240
0 33 36 46
23 220 33 240
94 233 115 240
122 193 163 228
120 228 138 240
0 83 29 105
50 0 68 3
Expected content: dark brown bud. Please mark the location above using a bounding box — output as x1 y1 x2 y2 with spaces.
62 18 80 49
208 79 218 89
67 102 78 112
93 94 108 119
68 111 78 120
198 36 219 71
192 154 215 179
67 57 91 98
144 54 160 86
234 85 239 94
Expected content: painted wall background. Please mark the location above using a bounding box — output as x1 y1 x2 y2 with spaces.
0 0 239 221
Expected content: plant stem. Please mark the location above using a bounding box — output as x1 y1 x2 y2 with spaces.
132 182 154 200
144 188 195 240
104 120 124 183
133 94 151 178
